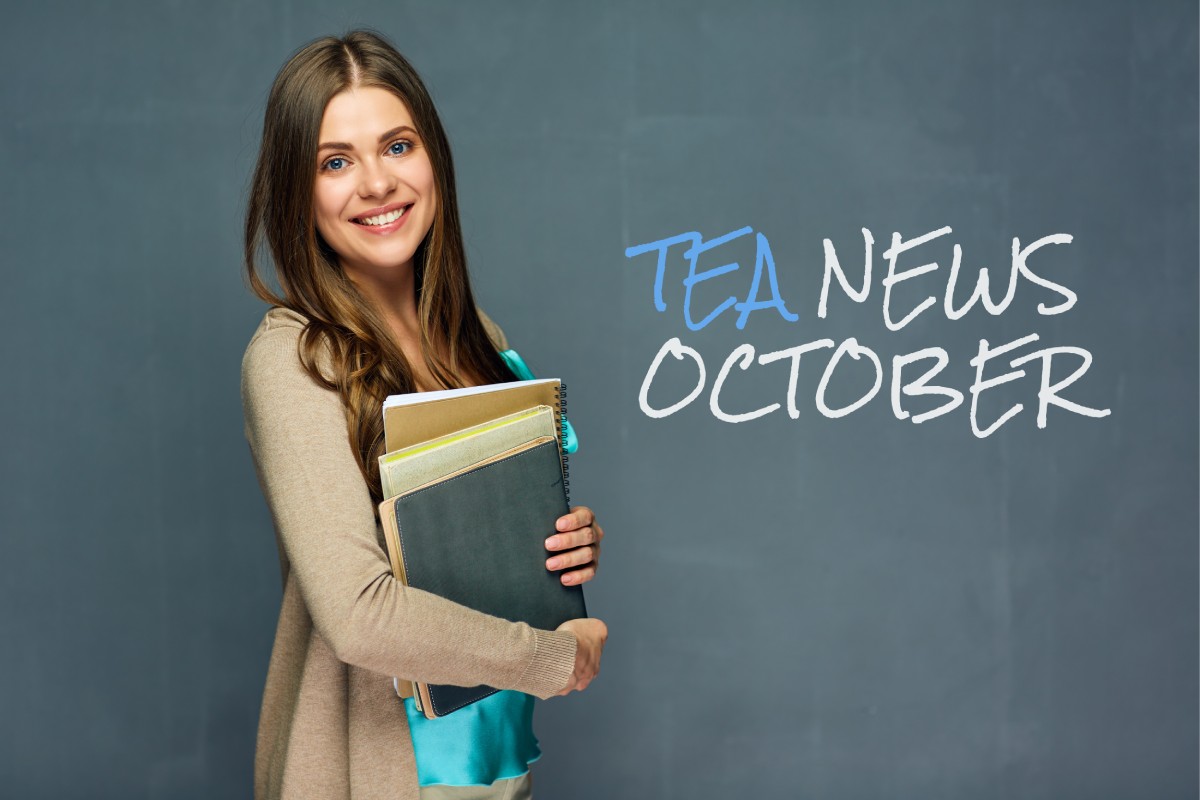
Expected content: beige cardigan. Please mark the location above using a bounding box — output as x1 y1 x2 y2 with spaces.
241 306 577 800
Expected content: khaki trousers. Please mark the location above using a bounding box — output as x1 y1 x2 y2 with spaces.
418 772 532 800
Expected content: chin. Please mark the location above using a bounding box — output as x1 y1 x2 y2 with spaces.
360 250 419 274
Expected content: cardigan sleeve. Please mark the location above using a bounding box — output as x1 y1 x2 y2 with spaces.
476 308 510 352
240 318 575 699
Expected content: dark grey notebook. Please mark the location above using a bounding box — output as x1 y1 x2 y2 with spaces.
388 438 587 717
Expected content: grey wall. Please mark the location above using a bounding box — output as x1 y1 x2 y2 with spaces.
1 2 1196 798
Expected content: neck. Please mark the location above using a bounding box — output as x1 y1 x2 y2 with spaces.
341 259 450 391
343 259 422 345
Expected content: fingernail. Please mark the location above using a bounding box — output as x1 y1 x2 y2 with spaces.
547 557 561 569
545 536 557 548
556 519 568 531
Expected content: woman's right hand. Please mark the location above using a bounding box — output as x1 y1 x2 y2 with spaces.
555 618 607 695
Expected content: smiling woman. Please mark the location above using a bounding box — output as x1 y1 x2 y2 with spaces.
240 29 607 800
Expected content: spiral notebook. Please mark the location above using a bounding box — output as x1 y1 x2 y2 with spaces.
378 436 586 718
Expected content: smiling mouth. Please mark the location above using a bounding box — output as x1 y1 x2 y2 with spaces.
352 205 411 226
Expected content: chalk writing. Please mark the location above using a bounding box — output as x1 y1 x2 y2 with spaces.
625 225 1111 437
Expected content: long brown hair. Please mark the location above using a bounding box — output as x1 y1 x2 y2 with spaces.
244 29 514 504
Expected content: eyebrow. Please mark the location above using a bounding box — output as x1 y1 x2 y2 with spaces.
317 125 416 153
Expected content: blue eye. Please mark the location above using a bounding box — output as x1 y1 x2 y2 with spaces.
323 157 346 172
389 140 412 156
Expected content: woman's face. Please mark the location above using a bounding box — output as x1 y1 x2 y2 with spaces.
312 86 437 283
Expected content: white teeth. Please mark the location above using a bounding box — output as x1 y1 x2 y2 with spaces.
358 207 406 226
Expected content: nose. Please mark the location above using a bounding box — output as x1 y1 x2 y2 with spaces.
357 157 396 199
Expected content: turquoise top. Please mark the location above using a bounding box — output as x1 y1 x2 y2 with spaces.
404 349 574 787
404 691 540 787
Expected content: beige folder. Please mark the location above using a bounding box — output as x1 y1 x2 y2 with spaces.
383 379 565 455
379 405 556 500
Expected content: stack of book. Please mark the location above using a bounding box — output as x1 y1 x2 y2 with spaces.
376 378 586 718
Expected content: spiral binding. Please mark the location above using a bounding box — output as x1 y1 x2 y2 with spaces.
556 381 570 505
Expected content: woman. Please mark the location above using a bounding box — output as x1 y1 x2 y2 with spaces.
241 29 607 800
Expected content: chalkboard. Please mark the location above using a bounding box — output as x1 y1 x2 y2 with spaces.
0 2 1195 798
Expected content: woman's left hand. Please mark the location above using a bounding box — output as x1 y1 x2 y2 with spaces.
545 506 603 586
